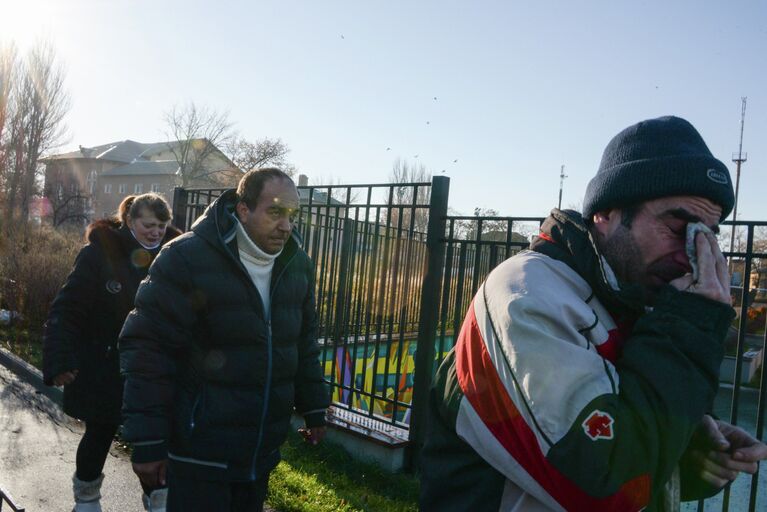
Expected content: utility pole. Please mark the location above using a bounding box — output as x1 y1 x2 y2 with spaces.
729 97 748 256
558 165 567 209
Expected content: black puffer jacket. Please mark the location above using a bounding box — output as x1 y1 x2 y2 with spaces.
42 219 181 423
120 190 329 482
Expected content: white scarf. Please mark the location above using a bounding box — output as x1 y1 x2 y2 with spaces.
235 220 281 315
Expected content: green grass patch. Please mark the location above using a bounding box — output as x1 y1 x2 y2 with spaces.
268 431 419 512
1 325 43 369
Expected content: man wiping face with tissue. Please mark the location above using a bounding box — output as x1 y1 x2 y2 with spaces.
419 116 767 512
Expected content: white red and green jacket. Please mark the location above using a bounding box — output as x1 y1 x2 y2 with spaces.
419 209 735 511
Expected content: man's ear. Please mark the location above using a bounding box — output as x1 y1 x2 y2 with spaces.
235 201 250 223
590 209 620 237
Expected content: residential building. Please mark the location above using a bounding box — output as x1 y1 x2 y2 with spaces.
42 139 239 225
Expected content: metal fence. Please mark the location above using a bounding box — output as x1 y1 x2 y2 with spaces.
711 220 767 512
433 215 545 365
173 180 437 438
173 182 766 507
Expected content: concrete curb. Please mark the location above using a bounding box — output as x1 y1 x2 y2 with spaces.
0 347 62 406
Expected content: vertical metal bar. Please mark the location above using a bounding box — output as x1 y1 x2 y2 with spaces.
348 204 368 400
382 204 405 423
351 189 374 411
489 244 499 272
172 187 188 231
453 243 469 341
471 218 484 293
749 302 767 511
723 224 754 511
327 208 346 399
370 188 395 419
344 213 361 407
392 185 420 425
361 204 382 417
730 225 755 424
408 175 450 468
438 221 455 364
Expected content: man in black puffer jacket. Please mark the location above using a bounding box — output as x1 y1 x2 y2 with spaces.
120 168 329 511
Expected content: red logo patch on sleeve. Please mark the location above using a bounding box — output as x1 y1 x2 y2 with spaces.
582 410 615 441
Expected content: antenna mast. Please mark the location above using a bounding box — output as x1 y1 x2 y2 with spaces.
729 97 748 254
558 164 567 209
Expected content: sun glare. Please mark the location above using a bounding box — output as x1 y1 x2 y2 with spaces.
0 0 61 48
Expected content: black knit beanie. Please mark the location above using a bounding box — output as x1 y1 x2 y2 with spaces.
582 116 734 222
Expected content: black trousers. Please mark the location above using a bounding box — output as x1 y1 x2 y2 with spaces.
75 421 119 481
166 469 270 512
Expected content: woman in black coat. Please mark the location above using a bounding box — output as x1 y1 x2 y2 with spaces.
43 193 180 512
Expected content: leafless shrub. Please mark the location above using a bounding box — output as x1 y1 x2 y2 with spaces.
0 222 82 326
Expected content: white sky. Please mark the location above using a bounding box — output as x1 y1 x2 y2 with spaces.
1 0 765 219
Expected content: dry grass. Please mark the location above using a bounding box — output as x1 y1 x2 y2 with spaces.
0 221 83 326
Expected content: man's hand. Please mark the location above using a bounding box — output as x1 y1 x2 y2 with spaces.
132 459 168 488
671 231 730 304
685 415 767 490
53 370 78 386
298 426 326 446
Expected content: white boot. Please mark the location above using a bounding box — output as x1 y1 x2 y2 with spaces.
142 488 168 512
72 473 104 512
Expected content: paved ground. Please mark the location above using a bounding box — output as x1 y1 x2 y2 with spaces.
0 363 145 512
0 351 278 512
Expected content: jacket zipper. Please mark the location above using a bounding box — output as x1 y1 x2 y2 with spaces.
250 250 297 480
189 391 202 433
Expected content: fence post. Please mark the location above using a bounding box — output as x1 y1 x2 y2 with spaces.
333 218 355 345
172 187 189 231
407 175 450 470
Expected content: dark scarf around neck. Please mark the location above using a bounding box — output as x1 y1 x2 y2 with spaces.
530 208 646 318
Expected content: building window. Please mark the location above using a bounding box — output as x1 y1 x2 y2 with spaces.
87 170 97 194
151 183 160 193
104 184 112 194
118 184 127 194
134 183 143 194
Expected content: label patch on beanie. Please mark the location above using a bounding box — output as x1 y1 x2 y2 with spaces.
707 169 729 185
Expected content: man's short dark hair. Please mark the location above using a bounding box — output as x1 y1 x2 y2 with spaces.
237 168 294 209
619 204 640 228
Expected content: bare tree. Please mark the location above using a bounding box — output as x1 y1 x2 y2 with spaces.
43 168 89 227
387 158 431 233
227 136 295 175
1 41 70 231
0 42 18 216
163 102 236 187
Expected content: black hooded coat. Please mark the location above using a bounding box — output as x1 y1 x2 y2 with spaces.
119 190 330 482
43 219 181 423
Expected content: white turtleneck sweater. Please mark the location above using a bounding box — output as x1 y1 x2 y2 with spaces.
235 219 281 315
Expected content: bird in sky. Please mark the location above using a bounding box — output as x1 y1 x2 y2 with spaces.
453 159 458 163
414 154 419 158
386 147 391 151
